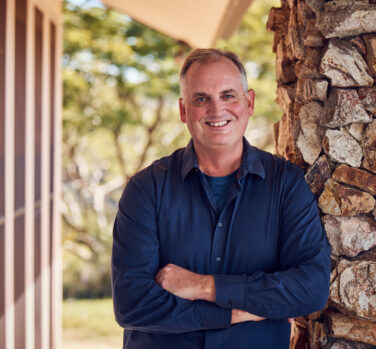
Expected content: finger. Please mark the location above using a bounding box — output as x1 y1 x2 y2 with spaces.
155 271 162 284
287 318 294 324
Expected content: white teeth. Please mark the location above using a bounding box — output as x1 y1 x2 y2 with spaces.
209 121 228 127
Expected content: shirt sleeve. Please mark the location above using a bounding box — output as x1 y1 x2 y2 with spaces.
214 165 331 319
112 175 232 333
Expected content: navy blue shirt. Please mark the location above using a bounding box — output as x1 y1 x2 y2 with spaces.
112 139 331 349
204 170 237 212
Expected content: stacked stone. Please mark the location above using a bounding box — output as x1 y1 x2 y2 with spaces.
268 0 376 348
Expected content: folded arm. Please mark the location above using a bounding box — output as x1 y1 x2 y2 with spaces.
213 172 331 319
111 176 232 334
155 170 331 320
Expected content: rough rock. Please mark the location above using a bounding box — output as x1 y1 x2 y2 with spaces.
373 207 376 220
362 119 376 173
363 34 376 79
322 215 376 257
318 179 375 216
358 86 376 115
301 79 328 102
348 36 366 56
329 341 369 349
290 320 309 349
288 3 306 60
305 155 332 197
320 39 373 87
274 113 305 167
297 102 324 165
330 314 376 346
276 83 296 115
323 129 363 167
305 0 324 14
321 89 371 128
304 18 325 47
309 320 327 349
330 312 376 346
296 1 315 26
329 311 376 346
332 164 376 195
330 260 376 322
360 247 376 263
266 7 289 34
317 2 376 39
274 114 290 159
344 123 366 142
276 39 297 84
298 47 324 79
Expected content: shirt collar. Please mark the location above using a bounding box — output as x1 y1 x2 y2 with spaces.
181 138 265 181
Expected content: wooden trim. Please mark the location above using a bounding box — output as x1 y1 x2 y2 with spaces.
25 0 36 347
50 18 62 349
32 0 61 24
33 7 43 349
40 12 51 349
5 0 16 348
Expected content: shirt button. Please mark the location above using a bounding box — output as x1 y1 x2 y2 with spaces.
216 257 221 262
218 222 222 227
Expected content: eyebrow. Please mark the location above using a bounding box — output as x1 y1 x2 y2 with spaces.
221 89 237 94
192 89 237 97
192 92 208 97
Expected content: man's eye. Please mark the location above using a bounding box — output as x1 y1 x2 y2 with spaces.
196 97 206 102
223 94 234 99
193 96 208 105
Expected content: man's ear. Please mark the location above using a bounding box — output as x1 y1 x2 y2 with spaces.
246 89 255 116
179 98 187 123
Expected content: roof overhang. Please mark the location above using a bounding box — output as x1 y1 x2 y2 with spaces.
102 0 253 48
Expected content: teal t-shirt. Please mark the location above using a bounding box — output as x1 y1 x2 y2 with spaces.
204 170 237 212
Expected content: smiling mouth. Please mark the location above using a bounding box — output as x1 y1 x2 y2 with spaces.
206 120 230 127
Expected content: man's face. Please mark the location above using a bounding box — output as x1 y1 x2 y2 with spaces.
179 57 255 153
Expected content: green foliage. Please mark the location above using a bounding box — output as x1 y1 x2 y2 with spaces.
63 0 192 298
62 0 280 298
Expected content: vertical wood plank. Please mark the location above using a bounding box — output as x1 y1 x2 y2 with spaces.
40 12 51 349
49 20 57 349
4 0 16 347
0 0 7 347
14 0 27 347
34 6 43 349
25 0 35 347
50 14 62 349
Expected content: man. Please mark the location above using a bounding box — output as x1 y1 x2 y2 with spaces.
112 49 331 349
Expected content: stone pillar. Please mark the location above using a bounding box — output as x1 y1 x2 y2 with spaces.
268 1 376 348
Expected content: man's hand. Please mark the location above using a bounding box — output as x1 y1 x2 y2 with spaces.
231 310 293 325
231 309 265 324
155 264 215 302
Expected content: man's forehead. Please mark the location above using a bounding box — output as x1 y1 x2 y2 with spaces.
180 56 246 97
187 56 239 75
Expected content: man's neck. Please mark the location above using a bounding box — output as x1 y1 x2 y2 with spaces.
194 142 243 177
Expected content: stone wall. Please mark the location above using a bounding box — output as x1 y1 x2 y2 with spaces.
267 0 376 348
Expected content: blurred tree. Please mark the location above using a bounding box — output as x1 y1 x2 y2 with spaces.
62 0 280 298
62 0 190 298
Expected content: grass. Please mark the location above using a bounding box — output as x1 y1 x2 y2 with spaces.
63 298 123 349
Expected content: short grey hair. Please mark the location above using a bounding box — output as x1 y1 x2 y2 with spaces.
179 48 248 92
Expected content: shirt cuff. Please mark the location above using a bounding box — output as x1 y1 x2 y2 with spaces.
197 301 231 329
215 274 245 309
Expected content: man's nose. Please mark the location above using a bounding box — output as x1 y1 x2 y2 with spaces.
207 98 224 116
